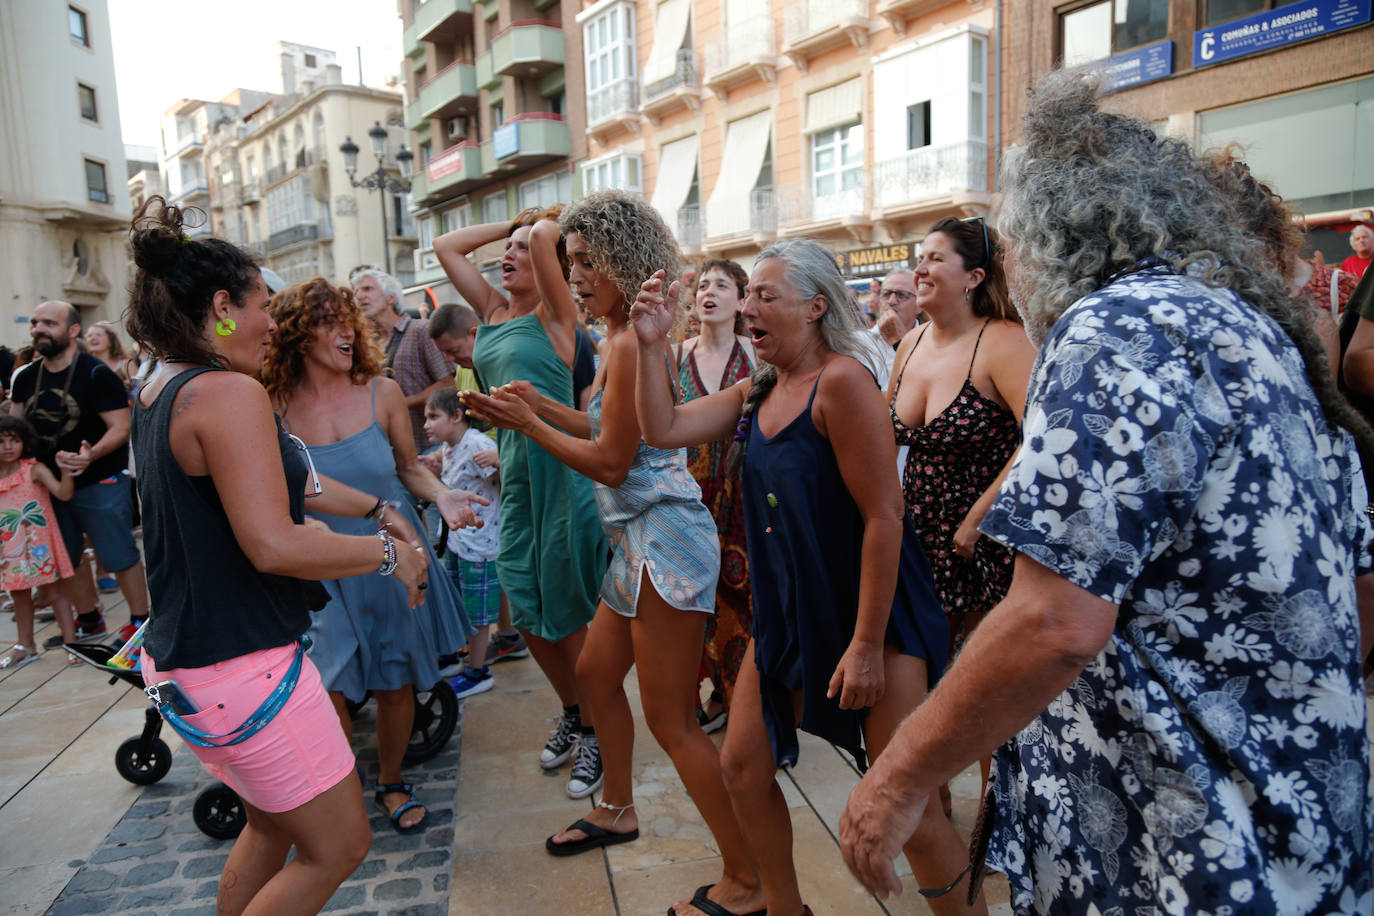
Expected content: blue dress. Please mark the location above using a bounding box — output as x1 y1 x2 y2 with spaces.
586 388 720 616
295 382 471 702
741 370 948 770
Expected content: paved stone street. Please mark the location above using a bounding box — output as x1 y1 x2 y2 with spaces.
46 697 462 916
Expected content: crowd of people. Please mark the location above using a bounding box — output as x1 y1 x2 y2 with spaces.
6 68 1371 916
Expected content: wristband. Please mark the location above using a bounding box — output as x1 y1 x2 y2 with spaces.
377 530 398 576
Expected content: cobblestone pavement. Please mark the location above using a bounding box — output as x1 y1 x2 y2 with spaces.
46 699 462 916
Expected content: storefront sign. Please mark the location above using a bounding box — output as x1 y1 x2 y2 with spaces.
1100 40 1173 92
428 146 466 182
836 242 914 277
1192 0 1371 68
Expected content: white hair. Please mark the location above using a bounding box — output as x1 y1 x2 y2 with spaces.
354 268 404 314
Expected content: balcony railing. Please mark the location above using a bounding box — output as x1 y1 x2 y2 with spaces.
644 49 700 102
587 77 639 128
490 20 564 79
404 0 475 54
267 222 321 252
169 133 204 158
875 140 988 209
782 0 870 72
169 182 209 205
777 176 872 227
677 204 702 248
413 59 478 129
703 15 776 98
749 186 776 235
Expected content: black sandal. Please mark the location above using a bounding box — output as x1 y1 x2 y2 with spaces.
375 783 427 834
667 884 767 916
545 801 638 857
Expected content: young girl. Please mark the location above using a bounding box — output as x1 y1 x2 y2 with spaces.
0 415 80 668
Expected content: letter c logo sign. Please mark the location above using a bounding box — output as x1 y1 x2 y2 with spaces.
1200 32 1215 60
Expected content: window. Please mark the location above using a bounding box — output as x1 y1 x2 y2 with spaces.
582 153 642 196
811 123 863 219
69 6 88 47
547 91 566 117
84 158 108 203
1202 0 1269 26
417 214 435 251
1060 0 1168 66
267 174 322 233
482 193 508 223
491 102 505 129
304 53 317 68
907 102 931 150
583 3 636 124
518 171 573 211
440 202 471 234
78 83 97 122
421 141 432 166
969 35 987 140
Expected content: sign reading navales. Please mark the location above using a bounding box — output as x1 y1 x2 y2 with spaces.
835 243 915 277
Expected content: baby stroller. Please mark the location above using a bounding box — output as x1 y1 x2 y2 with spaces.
66 627 459 840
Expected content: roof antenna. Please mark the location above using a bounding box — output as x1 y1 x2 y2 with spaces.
357 46 364 86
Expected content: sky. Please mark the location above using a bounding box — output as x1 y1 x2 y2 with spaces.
108 0 405 150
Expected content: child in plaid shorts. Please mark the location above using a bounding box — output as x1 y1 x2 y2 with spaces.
425 390 502 699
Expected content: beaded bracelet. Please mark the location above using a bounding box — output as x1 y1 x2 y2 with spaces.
377 529 398 576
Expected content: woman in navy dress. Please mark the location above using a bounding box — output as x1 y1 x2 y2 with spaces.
631 240 982 916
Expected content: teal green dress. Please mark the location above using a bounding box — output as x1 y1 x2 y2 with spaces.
472 313 605 640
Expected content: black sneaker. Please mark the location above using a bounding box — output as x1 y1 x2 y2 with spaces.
540 710 580 769
566 735 603 799
485 631 530 665
43 613 106 650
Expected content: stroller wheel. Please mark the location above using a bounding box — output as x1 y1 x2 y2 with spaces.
115 736 172 785
193 784 246 840
404 679 458 764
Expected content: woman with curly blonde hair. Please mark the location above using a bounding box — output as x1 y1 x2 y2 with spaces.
260 277 484 835
464 192 755 916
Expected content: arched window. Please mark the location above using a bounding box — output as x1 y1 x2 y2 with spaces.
312 111 326 158
294 123 306 167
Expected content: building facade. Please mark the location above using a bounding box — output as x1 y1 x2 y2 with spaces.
578 0 998 287
401 0 585 307
0 0 131 344
1002 0 1373 258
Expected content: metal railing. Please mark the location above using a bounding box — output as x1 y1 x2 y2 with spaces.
783 0 868 46
777 176 870 225
875 140 988 208
749 186 776 234
704 15 775 77
643 49 700 102
267 222 320 252
587 77 638 126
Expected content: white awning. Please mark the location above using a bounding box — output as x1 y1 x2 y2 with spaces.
650 134 699 233
641 0 693 87
705 111 772 238
805 78 863 134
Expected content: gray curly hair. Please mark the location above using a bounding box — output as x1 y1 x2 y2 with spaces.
558 190 681 311
1000 69 1373 455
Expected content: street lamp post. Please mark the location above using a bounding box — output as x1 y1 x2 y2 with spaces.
339 121 414 276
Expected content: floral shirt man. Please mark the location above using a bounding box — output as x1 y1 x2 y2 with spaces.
981 263 1373 915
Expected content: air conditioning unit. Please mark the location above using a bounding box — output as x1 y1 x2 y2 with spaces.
446 116 469 140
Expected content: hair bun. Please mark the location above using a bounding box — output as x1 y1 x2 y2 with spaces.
129 197 187 278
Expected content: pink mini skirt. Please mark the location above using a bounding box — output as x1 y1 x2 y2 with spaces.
142 642 355 813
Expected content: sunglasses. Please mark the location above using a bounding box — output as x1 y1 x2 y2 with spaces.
962 216 992 270
286 433 323 497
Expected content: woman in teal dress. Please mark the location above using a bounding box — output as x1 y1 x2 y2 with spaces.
261 278 482 835
433 206 607 793
464 192 758 916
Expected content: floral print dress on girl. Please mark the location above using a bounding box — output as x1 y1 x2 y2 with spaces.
0 459 74 590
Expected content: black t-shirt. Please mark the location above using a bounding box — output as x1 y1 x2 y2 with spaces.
11 352 130 488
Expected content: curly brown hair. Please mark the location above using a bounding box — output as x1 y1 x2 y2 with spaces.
559 190 680 311
260 277 384 406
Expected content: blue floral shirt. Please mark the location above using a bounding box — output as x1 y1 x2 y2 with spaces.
981 265 1374 915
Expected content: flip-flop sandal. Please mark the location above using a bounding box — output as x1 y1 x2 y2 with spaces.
0 644 38 670
667 884 767 916
375 783 427 834
545 818 639 857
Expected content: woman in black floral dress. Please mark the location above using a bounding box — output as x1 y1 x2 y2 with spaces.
888 217 1034 656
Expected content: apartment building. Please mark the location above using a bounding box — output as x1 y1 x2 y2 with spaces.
402 0 585 307
578 0 998 285
0 0 131 341
1003 0 1373 258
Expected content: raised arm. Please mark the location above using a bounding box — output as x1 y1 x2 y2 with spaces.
529 219 579 365
432 220 511 322
463 331 643 487
631 271 747 448
816 360 905 710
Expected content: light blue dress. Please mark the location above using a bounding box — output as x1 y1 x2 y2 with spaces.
587 389 720 616
295 382 471 701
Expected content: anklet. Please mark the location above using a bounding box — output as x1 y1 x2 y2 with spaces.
597 801 634 825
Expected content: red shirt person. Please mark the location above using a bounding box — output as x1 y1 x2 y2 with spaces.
1341 223 1373 278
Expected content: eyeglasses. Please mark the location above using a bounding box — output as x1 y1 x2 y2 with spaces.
963 216 992 270
878 289 917 303
286 433 323 497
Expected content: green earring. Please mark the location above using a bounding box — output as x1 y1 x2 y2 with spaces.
216 317 237 337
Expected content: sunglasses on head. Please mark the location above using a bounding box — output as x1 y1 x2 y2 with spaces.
962 216 992 271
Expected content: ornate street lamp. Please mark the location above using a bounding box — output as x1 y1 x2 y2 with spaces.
339 121 413 275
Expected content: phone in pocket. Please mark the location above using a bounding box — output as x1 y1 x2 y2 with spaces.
149 679 200 716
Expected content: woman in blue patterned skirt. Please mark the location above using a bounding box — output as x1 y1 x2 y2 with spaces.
464 191 760 916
